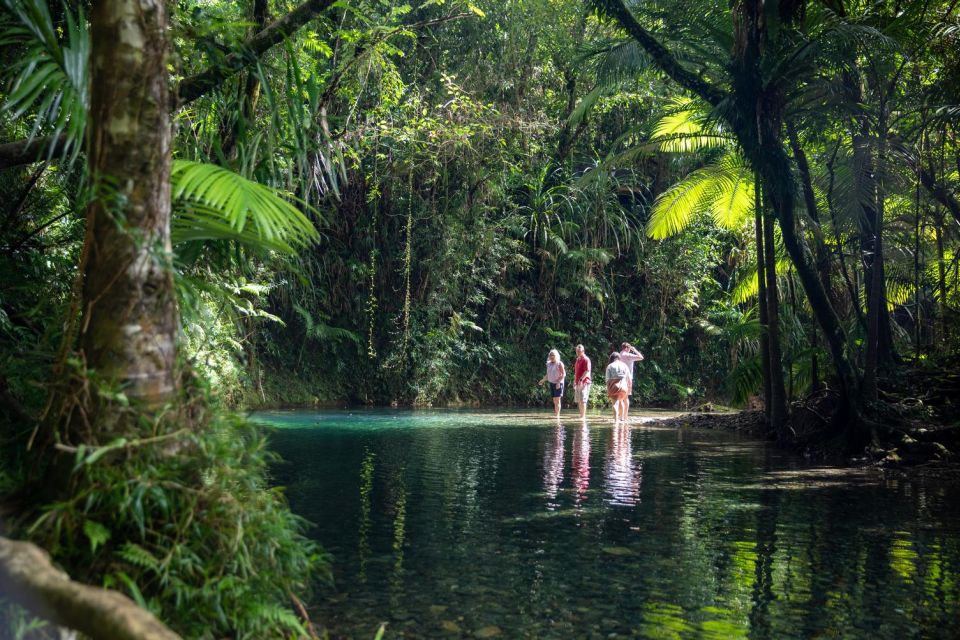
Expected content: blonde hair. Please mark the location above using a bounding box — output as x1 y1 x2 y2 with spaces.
547 349 562 364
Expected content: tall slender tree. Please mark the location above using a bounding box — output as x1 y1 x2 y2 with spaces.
76 0 176 430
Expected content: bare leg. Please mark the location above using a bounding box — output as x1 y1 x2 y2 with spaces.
553 396 561 418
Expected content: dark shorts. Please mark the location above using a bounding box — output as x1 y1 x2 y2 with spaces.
549 382 564 398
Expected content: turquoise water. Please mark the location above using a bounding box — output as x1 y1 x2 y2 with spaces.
259 409 960 639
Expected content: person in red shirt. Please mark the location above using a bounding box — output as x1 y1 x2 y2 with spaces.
573 344 592 419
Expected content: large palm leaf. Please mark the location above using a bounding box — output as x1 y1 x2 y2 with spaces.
651 97 730 153
0 0 88 165
171 160 320 254
647 152 754 239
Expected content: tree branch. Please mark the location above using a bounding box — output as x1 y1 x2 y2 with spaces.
918 163 960 227
0 136 67 173
0 536 181 640
0 0 339 172
177 0 339 104
592 0 728 107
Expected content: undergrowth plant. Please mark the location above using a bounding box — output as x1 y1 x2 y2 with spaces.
5 374 327 639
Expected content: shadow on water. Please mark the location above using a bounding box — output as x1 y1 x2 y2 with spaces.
257 409 960 639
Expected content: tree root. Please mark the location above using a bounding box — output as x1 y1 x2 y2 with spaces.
0 536 181 640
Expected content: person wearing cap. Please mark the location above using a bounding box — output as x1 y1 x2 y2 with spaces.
618 342 644 420
604 352 630 422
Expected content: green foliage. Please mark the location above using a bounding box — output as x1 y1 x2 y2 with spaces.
0 0 88 165
647 111 753 240
21 407 326 639
171 160 320 254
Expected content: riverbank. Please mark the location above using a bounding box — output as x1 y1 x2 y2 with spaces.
654 408 960 485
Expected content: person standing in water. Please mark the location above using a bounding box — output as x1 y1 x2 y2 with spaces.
573 344 592 420
539 349 566 418
618 342 644 421
605 352 630 422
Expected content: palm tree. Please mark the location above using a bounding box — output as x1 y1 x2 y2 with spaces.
591 0 872 441
587 96 791 426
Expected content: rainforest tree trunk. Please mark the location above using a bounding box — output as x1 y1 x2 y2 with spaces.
936 216 949 345
754 176 772 420
763 195 787 431
856 122 891 402
787 121 835 307
732 0 863 438
79 0 176 424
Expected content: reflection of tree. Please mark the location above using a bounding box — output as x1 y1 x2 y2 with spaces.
388 469 407 613
748 465 780 636
543 422 566 507
604 423 641 506
357 449 375 583
572 423 591 505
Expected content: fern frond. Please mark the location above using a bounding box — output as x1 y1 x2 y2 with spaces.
118 543 161 573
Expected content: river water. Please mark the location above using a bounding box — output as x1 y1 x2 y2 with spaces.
257 409 960 639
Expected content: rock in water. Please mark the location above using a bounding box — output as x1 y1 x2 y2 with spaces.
601 546 634 556
475 625 502 637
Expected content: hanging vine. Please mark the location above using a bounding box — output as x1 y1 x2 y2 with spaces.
402 169 414 355
365 144 380 360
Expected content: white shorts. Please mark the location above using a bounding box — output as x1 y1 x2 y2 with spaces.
574 383 592 405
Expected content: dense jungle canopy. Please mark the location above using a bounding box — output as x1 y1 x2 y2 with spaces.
0 0 959 637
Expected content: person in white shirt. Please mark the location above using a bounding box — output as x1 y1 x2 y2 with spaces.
538 349 566 418
618 342 644 420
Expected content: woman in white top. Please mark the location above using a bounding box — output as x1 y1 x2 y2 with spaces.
538 349 566 418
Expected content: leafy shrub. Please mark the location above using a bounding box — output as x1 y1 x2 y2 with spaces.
17 410 327 639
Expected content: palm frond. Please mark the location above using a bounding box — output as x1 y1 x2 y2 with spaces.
647 168 714 239
593 38 651 85
727 353 763 406
0 0 88 165
650 100 731 153
171 161 320 254
708 154 754 229
567 84 606 128
730 257 793 304
293 304 360 345
647 153 753 239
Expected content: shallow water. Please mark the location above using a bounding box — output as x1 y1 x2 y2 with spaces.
258 409 960 639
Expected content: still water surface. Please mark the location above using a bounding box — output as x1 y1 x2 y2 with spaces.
258 409 960 639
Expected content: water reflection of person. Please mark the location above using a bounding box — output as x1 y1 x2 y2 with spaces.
604 421 642 506
543 422 565 507
572 422 591 505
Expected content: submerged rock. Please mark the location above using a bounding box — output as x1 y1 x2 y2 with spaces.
441 620 462 633
474 625 502 638
601 546 634 556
